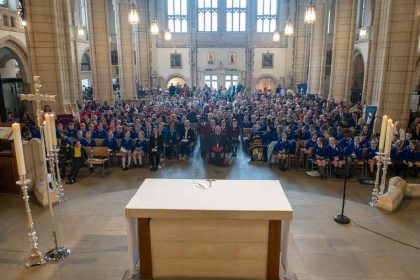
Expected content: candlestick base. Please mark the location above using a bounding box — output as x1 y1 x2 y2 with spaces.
334 214 350 224
26 247 46 267
44 247 71 262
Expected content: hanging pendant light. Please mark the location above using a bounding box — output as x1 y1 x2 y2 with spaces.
304 1 316 24
150 19 159 35
164 30 172 41
128 3 139 25
359 26 367 38
284 20 294 36
272 31 281 42
78 26 85 37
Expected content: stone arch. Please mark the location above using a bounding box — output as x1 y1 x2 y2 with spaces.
165 74 188 89
350 49 365 104
255 74 277 92
0 35 29 83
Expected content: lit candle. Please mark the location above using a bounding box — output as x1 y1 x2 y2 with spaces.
49 113 57 148
12 123 26 176
384 119 393 155
378 115 388 152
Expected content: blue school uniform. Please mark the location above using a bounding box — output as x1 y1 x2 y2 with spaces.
103 137 117 151
67 128 77 138
345 143 364 159
305 139 317 149
135 139 148 151
263 130 276 144
402 147 419 162
30 127 41 139
301 130 311 141
326 145 343 160
391 146 403 161
113 131 124 139
81 138 96 147
273 139 291 154
312 145 327 159
366 146 378 160
121 137 134 151
93 129 107 139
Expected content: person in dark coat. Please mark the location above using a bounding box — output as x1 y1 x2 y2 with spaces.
149 126 164 171
208 125 228 167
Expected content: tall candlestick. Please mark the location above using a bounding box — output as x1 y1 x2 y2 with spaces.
384 119 393 155
379 115 388 152
12 123 26 176
49 114 57 147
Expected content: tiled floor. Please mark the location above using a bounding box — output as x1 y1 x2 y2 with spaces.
0 147 419 280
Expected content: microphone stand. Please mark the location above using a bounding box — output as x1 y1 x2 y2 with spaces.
334 158 350 224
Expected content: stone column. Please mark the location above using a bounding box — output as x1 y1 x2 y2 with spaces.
369 0 419 129
292 0 309 86
328 0 357 101
308 0 328 96
25 0 77 113
116 0 135 99
88 0 114 103
136 0 151 89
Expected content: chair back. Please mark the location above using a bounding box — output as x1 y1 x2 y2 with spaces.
95 138 104 147
92 146 110 158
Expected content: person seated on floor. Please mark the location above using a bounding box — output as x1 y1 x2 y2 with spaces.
366 139 379 177
208 125 228 167
326 137 346 177
148 126 164 171
312 137 328 178
273 132 291 171
121 131 134 170
132 131 147 167
66 140 87 185
345 136 364 176
103 130 118 152
402 140 419 178
179 120 195 160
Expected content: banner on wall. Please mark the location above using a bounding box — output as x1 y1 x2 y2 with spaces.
364 105 377 132
296 82 308 96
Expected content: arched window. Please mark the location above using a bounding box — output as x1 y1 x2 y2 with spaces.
167 0 188 32
198 0 218 32
81 53 91 71
256 0 277 33
226 0 247 32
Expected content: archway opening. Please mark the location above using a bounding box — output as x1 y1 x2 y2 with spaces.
256 77 275 93
0 46 27 122
351 52 364 104
166 76 186 89
80 51 93 100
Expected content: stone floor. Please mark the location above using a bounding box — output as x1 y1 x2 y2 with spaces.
0 146 419 280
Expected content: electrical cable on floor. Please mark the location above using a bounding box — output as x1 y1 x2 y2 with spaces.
351 219 420 250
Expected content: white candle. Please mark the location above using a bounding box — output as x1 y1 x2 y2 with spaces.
12 123 26 176
49 113 57 148
379 115 388 152
44 118 53 152
384 119 393 155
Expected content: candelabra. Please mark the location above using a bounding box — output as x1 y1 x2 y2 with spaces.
370 152 391 206
370 152 384 206
16 175 46 267
50 147 66 202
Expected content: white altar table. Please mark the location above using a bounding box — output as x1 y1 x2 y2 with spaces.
125 179 293 280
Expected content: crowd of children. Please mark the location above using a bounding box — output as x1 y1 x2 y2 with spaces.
21 85 420 183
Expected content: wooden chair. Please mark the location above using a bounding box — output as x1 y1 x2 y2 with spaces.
87 147 110 176
94 138 104 147
113 139 122 167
